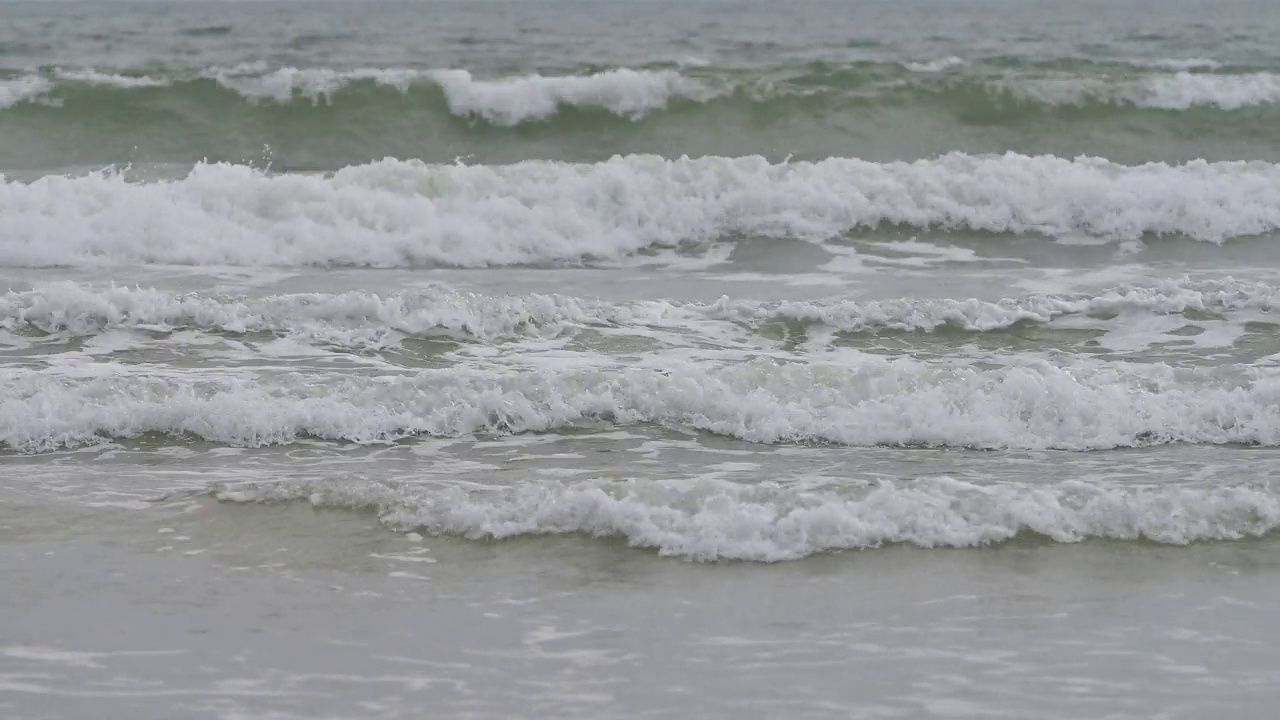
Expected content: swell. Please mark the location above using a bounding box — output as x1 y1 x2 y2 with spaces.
6 60 1280 114
13 72 1277 120
2 63 1279 171
6 65 1280 120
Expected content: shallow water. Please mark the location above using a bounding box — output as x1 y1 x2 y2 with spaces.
7 495 1280 719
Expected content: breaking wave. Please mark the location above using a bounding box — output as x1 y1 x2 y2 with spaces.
2 153 1278 269
210 475 1280 561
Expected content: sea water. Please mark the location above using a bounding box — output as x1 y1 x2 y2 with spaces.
4 1 1280 717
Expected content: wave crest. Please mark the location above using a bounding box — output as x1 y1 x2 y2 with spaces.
5 277 1278 342
211 475 1280 561
6 358 1280 452
2 153 1278 269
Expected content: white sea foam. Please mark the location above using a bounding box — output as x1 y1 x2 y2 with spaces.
1018 72 1280 110
53 69 170 89
0 75 52 109
0 282 639 344
5 357 1280 453
211 475 1280 561
1138 72 1280 110
209 64 420 103
10 64 1280 119
720 277 1280 333
1142 58 1224 71
904 57 967 73
203 64 711 121
1 153 1277 269
4 278 1277 344
427 68 713 124
0 64 714 123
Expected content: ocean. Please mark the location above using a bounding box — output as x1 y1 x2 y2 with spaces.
4 0 1280 717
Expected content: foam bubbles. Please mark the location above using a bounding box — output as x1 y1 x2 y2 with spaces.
53 69 170 89
201 64 712 121
1016 71 1280 110
1143 58 1224 71
5 277 1278 343
0 282 638 344
209 64 420 103
6 356 1280 453
211 475 1280 561
1139 72 1280 110
0 75 53 109
427 68 714 125
2 153 1278 269
904 57 967 73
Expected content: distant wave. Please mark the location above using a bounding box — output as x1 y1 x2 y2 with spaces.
1011 71 1280 110
903 56 967 73
0 75 52 109
8 64 721 124
1139 57 1224 71
3 62 1279 124
1139 71 1280 110
52 68 169 89
2 153 1278 269
425 68 717 125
